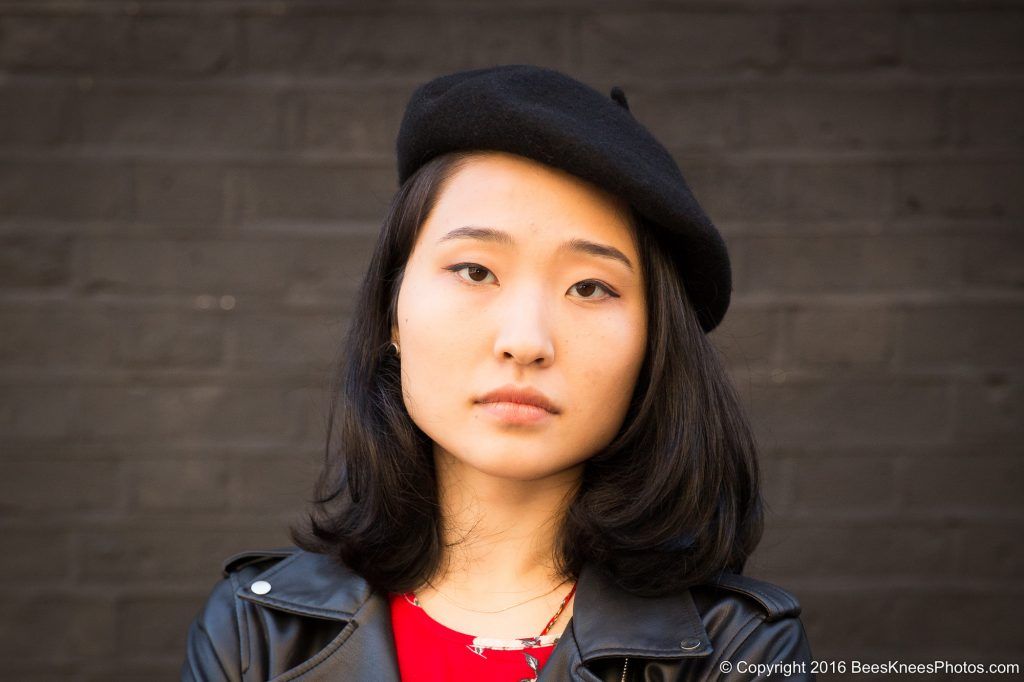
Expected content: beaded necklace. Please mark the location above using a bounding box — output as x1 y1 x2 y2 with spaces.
404 581 577 677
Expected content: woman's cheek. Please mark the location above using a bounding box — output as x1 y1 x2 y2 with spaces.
405 277 466 343
580 319 644 420
406 299 477 408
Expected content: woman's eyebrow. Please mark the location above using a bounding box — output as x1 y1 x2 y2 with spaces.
436 225 634 273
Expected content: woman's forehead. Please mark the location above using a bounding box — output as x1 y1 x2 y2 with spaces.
422 152 637 252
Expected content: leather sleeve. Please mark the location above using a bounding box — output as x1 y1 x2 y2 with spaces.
715 615 816 682
180 574 244 682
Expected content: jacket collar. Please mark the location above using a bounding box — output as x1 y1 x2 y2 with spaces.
236 549 370 621
237 548 712 663
571 561 712 660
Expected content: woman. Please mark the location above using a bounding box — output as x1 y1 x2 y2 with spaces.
182 65 815 681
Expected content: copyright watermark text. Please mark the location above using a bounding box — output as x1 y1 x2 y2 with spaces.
717 660 1021 676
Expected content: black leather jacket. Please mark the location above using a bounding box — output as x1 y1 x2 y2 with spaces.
181 546 815 681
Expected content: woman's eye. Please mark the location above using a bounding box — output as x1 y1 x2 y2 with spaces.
444 263 619 300
447 263 495 284
570 280 618 300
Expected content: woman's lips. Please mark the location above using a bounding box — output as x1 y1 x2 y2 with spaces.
476 401 555 425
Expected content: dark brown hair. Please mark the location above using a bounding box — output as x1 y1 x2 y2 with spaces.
290 150 764 597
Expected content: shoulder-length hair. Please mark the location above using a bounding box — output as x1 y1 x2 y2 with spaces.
290 150 764 597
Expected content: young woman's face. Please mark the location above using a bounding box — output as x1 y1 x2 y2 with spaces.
393 151 648 481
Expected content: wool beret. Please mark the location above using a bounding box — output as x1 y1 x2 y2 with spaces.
395 64 730 333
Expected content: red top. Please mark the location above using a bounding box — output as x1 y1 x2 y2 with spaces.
388 592 564 681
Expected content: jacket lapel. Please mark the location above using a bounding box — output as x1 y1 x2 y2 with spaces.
237 550 401 682
285 591 400 682
537 562 712 680
571 562 712 661
237 550 711 681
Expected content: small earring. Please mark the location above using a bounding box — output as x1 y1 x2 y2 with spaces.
390 342 400 357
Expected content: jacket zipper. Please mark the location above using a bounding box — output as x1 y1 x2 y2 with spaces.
620 656 629 682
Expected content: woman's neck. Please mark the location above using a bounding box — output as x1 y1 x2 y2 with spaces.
428 445 584 599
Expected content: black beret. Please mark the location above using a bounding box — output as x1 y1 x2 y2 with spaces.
395 64 730 333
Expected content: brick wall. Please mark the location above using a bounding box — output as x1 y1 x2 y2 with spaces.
0 1 1021 678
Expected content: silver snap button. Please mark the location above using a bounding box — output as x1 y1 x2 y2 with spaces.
680 638 702 650
250 580 271 595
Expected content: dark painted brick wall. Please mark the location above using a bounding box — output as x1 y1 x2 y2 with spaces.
0 1 1021 679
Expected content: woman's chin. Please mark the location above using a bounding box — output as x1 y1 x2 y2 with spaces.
443 449 583 483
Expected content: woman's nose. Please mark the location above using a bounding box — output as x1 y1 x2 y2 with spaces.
492 289 555 366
